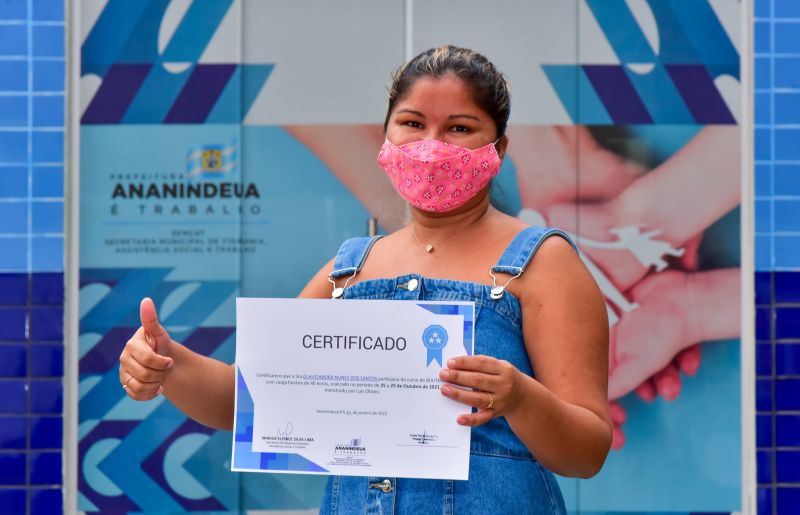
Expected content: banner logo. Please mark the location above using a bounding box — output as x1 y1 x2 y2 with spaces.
186 141 237 179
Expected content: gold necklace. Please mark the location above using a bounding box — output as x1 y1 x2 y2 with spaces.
412 223 462 253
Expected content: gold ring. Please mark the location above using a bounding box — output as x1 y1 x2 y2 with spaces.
122 375 133 390
486 393 494 410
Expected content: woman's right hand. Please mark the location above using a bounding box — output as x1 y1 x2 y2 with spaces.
119 297 174 401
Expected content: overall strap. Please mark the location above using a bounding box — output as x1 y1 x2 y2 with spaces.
492 226 577 275
488 227 577 299
329 236 384 279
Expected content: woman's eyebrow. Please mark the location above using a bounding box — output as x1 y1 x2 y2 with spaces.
394 110 480 121
448 114 480 121
395 109 425 118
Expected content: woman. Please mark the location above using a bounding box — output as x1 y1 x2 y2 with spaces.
120 46 611 514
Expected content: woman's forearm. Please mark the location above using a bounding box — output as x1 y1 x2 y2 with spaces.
612 126 740 246
162 342 236 430
687 268 741 344
504 375 611 478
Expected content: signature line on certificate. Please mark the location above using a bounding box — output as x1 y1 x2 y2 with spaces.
395 444 459 448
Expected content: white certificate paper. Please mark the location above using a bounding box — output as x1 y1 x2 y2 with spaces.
232 298 475 480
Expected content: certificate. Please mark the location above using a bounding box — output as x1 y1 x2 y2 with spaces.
232 298 475 480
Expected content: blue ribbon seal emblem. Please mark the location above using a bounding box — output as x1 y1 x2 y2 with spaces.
422 325 448 367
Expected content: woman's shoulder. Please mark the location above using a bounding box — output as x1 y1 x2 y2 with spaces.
298 256 336 299
515 231 595 304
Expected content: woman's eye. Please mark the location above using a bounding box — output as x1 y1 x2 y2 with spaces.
451 125 471 133
404 121 423 129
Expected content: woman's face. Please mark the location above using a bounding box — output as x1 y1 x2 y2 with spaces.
386 74 505 155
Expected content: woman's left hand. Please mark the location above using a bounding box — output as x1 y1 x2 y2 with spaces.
439 355 524 426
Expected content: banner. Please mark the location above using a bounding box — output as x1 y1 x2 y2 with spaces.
78 1 742 512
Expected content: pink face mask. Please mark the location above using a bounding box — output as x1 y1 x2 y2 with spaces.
377 138 502 212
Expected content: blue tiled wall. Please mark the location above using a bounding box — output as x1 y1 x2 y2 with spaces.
756 1 800 513
0 1 65 514
756 272 800 513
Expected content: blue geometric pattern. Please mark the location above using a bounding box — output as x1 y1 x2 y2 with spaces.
81 0 273 124
233 370 328 473
78 267 239 512
543 0 739 125
416 303 474 356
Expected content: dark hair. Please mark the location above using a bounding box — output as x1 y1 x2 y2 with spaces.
383 46 511 138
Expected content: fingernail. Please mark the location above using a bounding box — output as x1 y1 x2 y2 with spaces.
157 386 164 395
662 383 679 401
167 359 174 369
457 416 467 425
447 359 455 367
440 385 451 395
439 369 450 380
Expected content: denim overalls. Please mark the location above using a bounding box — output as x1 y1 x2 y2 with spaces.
319 226 574 515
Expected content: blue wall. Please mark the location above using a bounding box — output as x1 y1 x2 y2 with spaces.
755 0 800 513
0 0 65 514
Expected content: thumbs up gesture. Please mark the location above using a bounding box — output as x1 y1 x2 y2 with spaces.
119 298 175 400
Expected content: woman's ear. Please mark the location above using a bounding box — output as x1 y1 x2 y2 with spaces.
496 134 509 160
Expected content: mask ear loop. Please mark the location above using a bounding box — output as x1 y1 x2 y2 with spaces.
491 136 505 153
328 270 358 299
488 268 522 300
